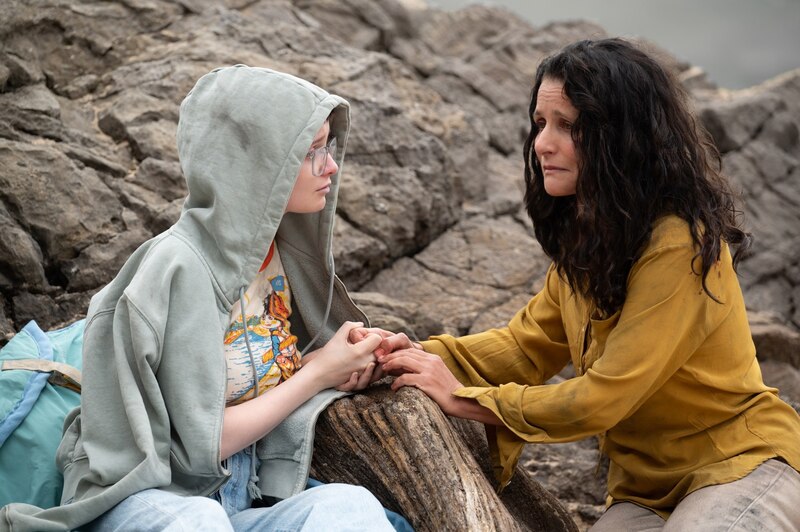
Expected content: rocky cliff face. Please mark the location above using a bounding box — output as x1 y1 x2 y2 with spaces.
1 1 798 528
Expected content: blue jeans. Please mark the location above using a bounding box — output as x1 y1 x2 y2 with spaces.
86 449 412 531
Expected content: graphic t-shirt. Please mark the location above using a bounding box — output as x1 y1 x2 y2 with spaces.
223 243 301 406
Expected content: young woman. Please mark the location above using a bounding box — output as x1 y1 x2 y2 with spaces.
376 39 800 530
2 65 401 531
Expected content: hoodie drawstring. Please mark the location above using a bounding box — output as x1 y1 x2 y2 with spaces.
299 253 336 357
239 286 263 500
235 252 335 501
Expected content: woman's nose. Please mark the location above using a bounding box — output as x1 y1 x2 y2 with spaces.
323 153 338 176
534 126 554 156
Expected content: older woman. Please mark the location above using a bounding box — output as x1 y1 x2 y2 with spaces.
377 39 800 530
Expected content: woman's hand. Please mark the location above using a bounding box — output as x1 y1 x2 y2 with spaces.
358 329 422 359
335 361 379 392
380 347 503 425
337 326 406 390
379 347 463 415
347 326 394 344
301 322 381 390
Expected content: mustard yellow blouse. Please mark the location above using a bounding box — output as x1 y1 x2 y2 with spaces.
421 216 800 518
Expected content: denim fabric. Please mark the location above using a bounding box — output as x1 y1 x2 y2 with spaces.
306 478 413 532
85 448 409 531
214 447 255 516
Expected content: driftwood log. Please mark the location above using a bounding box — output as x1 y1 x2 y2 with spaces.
311 383 578 531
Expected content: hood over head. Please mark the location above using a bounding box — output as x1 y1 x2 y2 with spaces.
174 65 349 307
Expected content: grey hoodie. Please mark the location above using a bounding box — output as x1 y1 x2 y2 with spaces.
0 65 367 532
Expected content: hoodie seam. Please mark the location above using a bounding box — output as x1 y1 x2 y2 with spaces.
124 297 164 371
170 231 231 311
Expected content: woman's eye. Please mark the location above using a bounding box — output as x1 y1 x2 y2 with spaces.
535 120 546 129
561 121 573 130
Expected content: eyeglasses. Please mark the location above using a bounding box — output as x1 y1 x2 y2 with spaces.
306 137 337 176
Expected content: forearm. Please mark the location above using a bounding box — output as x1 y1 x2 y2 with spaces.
422 329 568 388
448 395 504 426
220 365 324 460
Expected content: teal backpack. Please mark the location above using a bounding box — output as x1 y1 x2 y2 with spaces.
0 319 84 508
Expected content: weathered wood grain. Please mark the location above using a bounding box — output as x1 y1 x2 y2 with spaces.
311 383 578 531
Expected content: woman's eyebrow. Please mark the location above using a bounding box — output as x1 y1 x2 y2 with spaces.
534 109 575 120
315 122 331 142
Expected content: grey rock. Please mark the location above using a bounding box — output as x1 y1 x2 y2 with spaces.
750 310 800 368
0 84 60 117
521 437 608 507
364 257 512 335
0 202 48 291
127 120 179 162
0 51 45 92
697 71 800 329
468 292 533 335
477 151 527 217
337 160 455 261
362 214 548 335
133 158 186 202
700 93 784 154
744 276 794 323
759 360 800 409
11 290 92 332
0 140 124 264
63 219 152 292
332 215 388 289
151 198 185 236
414 5 536 61
0 293 13 344
350 291 443 341
0 99 66 141
62 144 129 179
296 0 392 51
98 89 178 143
414 215 547 290
0 63 9 93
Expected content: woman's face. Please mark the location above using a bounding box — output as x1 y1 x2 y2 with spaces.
533 77 580 197
285 121 338 214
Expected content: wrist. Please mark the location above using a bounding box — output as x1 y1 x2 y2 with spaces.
295 357 330 392
301 347 322 365
448 395 503 426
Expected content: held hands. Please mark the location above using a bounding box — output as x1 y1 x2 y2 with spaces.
352 327 467 416
338 326 387 391
342 327 422 388
302 322 382 391
378 347 463 416
313 324 467 417
350 328 501 425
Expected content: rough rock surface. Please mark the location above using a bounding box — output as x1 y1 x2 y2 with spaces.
1 0 799 528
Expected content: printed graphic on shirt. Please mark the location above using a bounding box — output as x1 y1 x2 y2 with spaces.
224 245 301 405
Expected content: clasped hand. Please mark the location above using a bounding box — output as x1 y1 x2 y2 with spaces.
300 322 387 392
304 323 464 414
364 331 464 416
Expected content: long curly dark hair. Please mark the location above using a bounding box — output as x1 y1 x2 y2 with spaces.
523 38 751 316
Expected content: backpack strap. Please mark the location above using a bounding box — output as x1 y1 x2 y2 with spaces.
1 359 82 393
